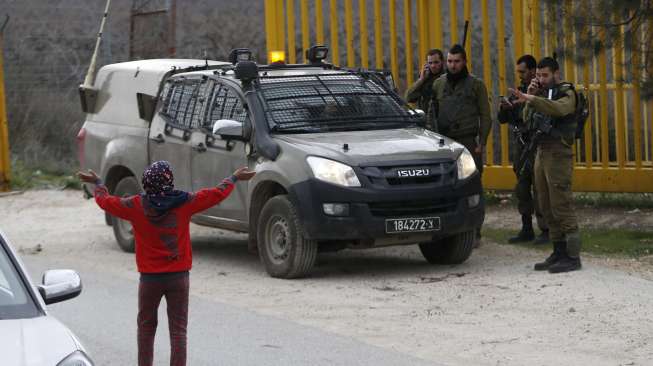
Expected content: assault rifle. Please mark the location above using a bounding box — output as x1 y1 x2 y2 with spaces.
512 124 527 148
462 20 469 48
515 129 543 177
501 93 528 148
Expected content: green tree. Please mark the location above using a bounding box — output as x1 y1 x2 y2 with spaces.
545 0 652 99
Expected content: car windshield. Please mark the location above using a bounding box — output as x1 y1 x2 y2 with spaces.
255 72 420 133
0 238 40 319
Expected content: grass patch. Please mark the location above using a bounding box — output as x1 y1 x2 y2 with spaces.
8 159 80 190
485 190 653 210
483 227 653 258
482 228 550 253
573 192 653 209
484 190 514 205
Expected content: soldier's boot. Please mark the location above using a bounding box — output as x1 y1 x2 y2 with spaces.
533 229 550 245
508 215 535 243
548 232 582 273
534 241 565 271
547 255 582 273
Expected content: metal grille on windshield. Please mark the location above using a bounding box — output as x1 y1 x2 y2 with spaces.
254 73 418 133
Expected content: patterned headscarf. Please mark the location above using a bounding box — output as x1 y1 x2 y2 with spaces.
142 161 175 196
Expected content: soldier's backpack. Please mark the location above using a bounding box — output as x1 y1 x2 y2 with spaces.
559 82 590 139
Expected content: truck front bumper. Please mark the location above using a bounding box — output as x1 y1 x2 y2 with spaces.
288 174 484 245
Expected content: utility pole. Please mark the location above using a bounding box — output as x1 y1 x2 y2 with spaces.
168 0 176 57
0 15 10 191
129 0 175 60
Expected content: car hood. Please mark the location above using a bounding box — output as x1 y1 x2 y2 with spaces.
0 316 79 366
274 128 463 165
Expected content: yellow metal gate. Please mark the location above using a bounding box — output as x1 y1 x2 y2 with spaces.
264 0 653 193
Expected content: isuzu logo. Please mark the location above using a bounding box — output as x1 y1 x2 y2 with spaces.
396 168 430 177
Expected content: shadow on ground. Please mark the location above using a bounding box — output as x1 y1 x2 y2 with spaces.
189 230 475 280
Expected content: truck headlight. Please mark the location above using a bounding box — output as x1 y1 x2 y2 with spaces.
307 157 361 187
457 149 477 180
57 351 94 366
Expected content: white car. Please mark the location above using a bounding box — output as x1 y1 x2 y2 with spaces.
0 230 93 366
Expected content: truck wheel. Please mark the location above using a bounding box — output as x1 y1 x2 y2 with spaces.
419 230 475 264
257 195 317 278
111 176 139 253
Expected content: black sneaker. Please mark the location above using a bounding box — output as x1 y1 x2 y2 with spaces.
533 230 550 245
548 256 582 273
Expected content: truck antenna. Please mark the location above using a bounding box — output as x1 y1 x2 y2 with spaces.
82 0 111 88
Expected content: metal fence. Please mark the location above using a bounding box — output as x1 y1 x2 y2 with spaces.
264 0 653 193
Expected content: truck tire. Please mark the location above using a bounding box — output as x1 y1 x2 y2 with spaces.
111 176 139 253
257 195 317 278
418 230 475 264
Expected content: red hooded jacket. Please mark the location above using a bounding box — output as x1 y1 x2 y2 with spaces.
93 179 235 273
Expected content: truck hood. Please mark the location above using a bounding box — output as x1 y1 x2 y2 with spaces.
0 316 79 366
274 128 463 165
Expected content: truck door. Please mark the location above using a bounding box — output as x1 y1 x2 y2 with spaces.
148 77 209 192
189 80 249 228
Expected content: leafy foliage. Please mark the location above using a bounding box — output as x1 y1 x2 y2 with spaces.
545 0 653 99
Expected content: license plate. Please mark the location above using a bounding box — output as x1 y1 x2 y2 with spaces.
385 217 441 234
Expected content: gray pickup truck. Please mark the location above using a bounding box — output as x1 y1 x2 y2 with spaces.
78 47 484 278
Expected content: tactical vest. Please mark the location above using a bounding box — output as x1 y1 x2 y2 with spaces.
530 83 577 145
434 75 480 138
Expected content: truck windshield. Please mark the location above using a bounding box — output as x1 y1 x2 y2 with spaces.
255 73 420 133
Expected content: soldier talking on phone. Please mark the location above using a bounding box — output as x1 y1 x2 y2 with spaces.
405 49 444 120
510 56 583 273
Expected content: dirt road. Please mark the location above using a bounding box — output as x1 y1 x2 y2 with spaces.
1 190 652 365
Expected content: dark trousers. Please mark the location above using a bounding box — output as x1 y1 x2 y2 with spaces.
138 274 189 366
512 140 548 231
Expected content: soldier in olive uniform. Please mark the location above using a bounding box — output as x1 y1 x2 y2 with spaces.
430 44 492 245
498 55 549 244
405 49 444 117
510 57 582 273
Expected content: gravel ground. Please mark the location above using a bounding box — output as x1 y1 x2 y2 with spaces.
1 190 652 366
